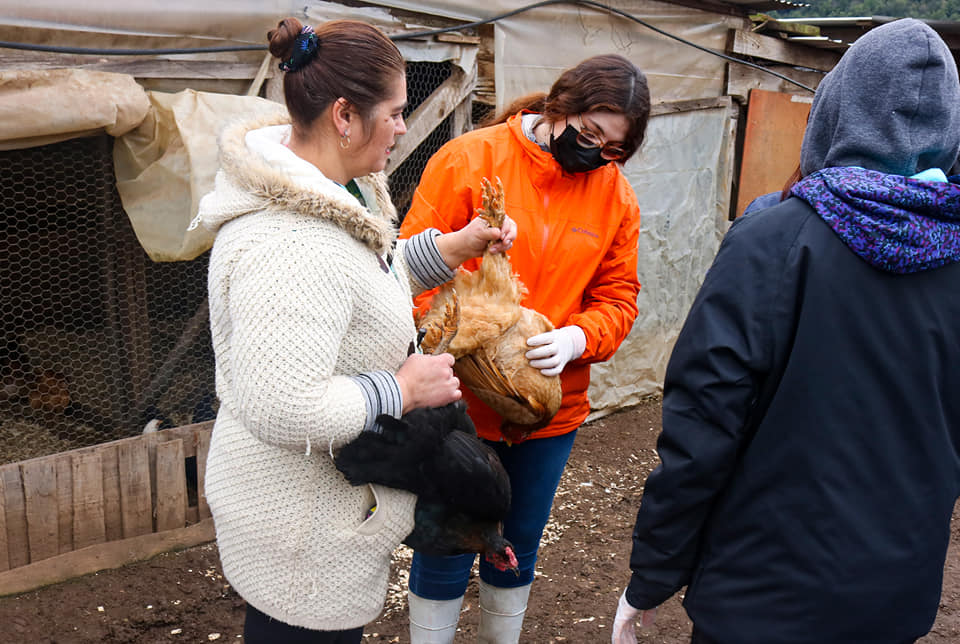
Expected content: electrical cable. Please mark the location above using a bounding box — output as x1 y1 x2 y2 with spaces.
0 0 816 92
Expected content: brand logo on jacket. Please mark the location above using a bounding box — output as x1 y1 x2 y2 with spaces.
571 226 599 239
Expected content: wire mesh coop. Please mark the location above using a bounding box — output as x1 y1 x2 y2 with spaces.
0 58 477 467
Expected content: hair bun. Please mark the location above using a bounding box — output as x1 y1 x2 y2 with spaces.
267 17 304 61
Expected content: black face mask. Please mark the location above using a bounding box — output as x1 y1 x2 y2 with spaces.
549 124 611 174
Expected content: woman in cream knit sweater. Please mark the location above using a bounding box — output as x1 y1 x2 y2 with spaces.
194 17 514 643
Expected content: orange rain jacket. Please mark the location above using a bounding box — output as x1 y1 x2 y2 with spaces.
399 112 641 442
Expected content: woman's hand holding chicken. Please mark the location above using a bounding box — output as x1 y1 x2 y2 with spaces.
435 211 516 269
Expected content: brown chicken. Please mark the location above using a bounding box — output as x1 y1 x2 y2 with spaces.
417 177 562 443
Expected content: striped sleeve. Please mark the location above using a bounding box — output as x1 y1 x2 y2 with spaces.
403 228 454 289
349 371 404 433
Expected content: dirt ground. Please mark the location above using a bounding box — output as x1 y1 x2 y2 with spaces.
2 396 960 643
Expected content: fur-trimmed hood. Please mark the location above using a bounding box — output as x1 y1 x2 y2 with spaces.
196 112 398 255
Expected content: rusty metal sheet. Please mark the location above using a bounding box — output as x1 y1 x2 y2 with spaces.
736 88 812 217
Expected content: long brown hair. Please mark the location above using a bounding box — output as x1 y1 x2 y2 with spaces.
268 18 405 141
482 55 651 161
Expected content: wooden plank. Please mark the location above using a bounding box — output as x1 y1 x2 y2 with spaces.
385 64 477 174
451 96 472 140
71 452 106 550
55 455 72 555
650 96 732 117
117 441 153 538
20 459 59 563
195 430 211 520
0 52 271 79
265 74 285 106
435 33 481 45
0 518 215 597
726 63 823 103
155 440 187 532
735 89 812 218
246 52 273 97
0 464 28 569
752 19 822 37
0 472 8 572
99 445 122 542
728 29 840 72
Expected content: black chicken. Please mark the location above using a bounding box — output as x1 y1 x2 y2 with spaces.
334 401 518 573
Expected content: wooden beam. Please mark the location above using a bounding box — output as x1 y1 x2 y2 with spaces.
0 518 215 597
452 97 472 139
650 96 732 117
385 64 477 175
0 51 272 80
728 29 840 72
751 18 821 37
246 52 273 97
726 64 822 102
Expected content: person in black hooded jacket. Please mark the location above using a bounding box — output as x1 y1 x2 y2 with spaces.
611 18 960 644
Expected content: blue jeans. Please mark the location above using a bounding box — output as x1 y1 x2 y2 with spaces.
408 429 578 599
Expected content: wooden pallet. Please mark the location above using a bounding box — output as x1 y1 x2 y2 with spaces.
0 421 214 596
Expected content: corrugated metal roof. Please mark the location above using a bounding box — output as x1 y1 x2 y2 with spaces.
718 0 808 12
763 16 960 57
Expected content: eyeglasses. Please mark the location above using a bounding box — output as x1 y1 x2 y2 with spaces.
575 114 627 161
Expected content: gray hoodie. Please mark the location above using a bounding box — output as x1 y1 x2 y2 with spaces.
800 18 960 177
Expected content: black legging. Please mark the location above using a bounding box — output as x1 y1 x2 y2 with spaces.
243 603 363 644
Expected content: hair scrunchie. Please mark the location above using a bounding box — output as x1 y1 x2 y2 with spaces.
278 26 320 73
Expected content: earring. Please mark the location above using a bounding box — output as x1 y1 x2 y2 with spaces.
339 132 351 149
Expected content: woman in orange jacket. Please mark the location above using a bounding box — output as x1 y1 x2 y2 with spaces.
398 54 650 643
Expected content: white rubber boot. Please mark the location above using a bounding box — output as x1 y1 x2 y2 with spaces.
477 580 532 644
408 591 464 644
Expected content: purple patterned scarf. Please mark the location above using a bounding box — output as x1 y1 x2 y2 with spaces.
789 167 960 274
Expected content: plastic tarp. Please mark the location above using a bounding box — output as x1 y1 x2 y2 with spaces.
112 90 287 262
587 104 734 410
0 69 150 151
364 0 747 104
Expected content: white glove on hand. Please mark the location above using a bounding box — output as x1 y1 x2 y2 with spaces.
612 590 657 644
525 325 586 377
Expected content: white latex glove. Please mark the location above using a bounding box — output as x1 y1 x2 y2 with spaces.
612 590 657 644
525 325 586 377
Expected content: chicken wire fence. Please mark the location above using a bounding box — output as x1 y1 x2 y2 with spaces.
0 59 476 467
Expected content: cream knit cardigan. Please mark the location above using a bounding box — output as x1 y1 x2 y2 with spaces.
198 112 424 631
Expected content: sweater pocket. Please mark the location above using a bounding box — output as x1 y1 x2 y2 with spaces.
355 484 387 535
353 483 416 542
